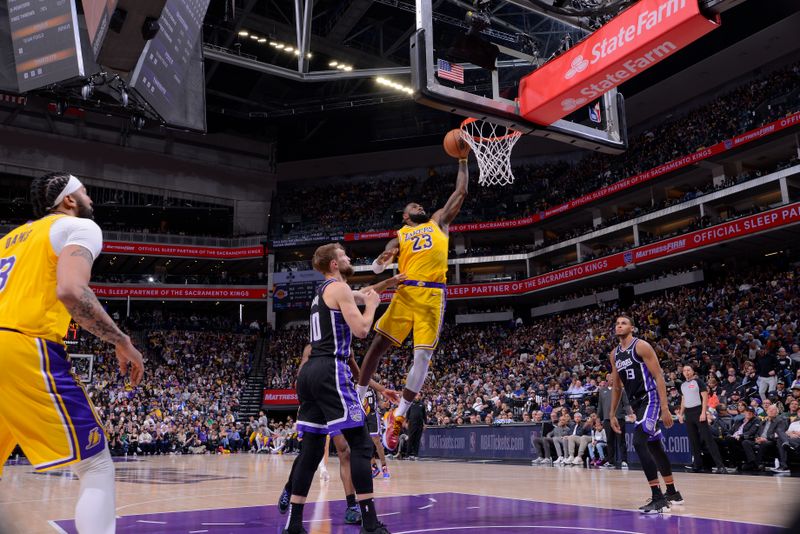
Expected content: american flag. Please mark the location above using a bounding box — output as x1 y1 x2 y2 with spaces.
437 59 464 84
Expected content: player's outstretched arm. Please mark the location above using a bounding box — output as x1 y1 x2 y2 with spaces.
372 238 399 274
433 158 469 230
57 244 144 385
638 341 673 428
354 273 408 305
330 282 380 338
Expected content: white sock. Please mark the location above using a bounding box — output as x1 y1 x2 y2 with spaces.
396 398 412 418
72 448 116 534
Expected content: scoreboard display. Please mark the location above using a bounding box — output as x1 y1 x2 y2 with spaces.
7 0 84 91
129 0 209 130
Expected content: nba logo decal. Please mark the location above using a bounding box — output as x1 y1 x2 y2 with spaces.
624 251 633 264
86 427 102 450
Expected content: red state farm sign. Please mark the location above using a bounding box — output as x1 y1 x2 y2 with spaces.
263 389 299 406
520 0 719 125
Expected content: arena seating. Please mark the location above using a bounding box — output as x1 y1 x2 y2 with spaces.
273 62 800 241
264 260 800 470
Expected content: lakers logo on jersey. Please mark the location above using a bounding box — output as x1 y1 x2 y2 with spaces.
86 427 102 450
397 220 448 284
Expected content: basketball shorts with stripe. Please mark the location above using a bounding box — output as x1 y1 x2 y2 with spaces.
295 356 366 438
632 392 663 441
0 331 106 478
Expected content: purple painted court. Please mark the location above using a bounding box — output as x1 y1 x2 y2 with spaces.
53 492 778 533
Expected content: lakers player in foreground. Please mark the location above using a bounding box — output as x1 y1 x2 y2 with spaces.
0 172 144 534
355 146 468 450
608 315 682 514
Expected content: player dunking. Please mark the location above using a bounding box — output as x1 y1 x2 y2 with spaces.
0 172 144 534
608 315 684 514
284 243 394 534
356 156 469 450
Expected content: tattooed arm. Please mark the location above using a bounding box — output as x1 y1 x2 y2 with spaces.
56 244 144 385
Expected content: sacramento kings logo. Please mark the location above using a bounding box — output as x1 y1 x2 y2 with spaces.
349 403 364 422
624 251 633 264
645 417 656 433
724 139 733 149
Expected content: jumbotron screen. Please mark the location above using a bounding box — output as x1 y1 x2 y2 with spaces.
129 0 209 131
6 0 84 91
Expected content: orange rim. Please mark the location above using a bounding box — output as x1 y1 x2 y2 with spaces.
460 117 522 142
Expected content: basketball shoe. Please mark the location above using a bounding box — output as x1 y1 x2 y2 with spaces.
382 411 404 451
382 466 390 479
278 488 290 514
345 505 362 524
639 496 670 514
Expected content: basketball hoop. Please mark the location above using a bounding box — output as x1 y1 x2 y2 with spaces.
460 118 522 187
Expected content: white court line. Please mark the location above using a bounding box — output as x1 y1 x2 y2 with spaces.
201 522 246 526
136 520 168 524
453 490 785 528
47 521 69 534
304 518 332 522
418 504 434 510
378 512 402 517
188 531 209 534
466 506 480 509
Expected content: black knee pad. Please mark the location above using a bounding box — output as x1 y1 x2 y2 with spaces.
341 426 375 496
342 426 373 460
290 433 327 497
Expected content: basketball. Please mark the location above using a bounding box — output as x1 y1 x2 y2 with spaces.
443 129 470 159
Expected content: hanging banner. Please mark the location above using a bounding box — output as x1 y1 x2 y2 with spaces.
90 285 267 300
102 242 265 259
519 0 720 124
378 202 800 301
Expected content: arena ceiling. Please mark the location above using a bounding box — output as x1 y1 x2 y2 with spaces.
201 0 799 162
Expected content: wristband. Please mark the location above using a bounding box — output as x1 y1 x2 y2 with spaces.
371 257 386 274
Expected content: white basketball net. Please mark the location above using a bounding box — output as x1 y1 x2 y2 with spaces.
460 118 522 187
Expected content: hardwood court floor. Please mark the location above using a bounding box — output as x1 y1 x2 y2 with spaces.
0 454 797 533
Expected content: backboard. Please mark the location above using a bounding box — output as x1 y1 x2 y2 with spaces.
411 0 628 154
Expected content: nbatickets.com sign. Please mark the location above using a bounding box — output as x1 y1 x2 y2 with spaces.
520 0 720 124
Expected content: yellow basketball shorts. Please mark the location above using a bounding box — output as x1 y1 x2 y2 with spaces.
0 330 106 477
374 284 446 350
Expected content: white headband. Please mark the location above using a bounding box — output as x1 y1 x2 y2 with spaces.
49 175 83 210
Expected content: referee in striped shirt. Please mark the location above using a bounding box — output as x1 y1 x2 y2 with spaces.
678 364 729 473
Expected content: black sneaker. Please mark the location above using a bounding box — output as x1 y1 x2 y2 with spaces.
278 488 290 515
639 497 670 514
360 521 391 534
282 528 308 534
345 505 363 524
665 491 684 505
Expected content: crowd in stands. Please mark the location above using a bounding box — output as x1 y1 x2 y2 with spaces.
273 62 799 240
266 259 800 471
93 271 267 286
73 325 260 457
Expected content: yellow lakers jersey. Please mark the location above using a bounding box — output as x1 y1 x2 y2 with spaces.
0 214 72 343
396 219 448 283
